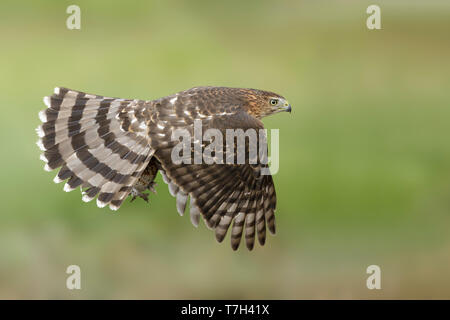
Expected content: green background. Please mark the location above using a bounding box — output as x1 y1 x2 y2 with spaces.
0 0 449 299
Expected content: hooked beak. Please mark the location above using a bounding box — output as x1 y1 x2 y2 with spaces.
282 102 291 113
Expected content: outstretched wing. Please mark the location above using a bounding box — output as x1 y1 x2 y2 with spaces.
36 87 154 210
149 87 277 250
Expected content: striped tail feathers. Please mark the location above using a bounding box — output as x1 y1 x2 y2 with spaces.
37 87 153 210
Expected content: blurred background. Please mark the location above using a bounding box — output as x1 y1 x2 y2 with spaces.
0 0 449 299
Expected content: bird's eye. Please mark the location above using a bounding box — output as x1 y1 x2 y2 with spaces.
270 99 278 106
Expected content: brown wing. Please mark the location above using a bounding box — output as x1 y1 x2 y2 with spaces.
148 87 277 250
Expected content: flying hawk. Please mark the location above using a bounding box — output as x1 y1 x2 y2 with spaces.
36 86 291 250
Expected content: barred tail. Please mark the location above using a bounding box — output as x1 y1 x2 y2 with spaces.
36 87 153 210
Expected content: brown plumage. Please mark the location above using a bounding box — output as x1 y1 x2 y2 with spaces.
36 86 291 250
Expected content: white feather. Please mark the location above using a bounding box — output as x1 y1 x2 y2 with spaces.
40 153 48 163
43 96 50 107
36 140 46 151
38 110 47 122
53 175 63 183
96 198 107 208
82 193 93 203
35 125 44 137
170 96 178 104
63 183 74 192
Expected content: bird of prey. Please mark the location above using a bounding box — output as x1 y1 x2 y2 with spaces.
36 86 291 250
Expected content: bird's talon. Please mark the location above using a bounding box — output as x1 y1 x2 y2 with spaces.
148 182 158 194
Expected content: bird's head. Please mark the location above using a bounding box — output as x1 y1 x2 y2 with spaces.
242 89 291 119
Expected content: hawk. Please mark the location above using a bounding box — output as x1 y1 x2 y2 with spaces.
36 86 291 250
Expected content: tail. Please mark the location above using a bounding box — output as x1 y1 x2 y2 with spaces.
36 87 154 210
